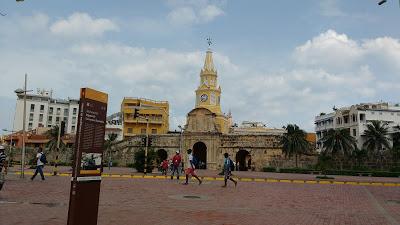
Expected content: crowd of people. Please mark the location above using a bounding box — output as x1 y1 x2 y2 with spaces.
159 149 238 187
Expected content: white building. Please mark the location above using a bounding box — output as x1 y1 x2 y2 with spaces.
105 112 123 141
13 89 79 134
315 102 400 152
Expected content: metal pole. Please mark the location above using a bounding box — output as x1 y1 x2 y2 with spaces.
21 73 27 178
144 117 149 175
53 124 61 175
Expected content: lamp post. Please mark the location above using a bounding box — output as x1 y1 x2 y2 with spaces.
14 74 32 178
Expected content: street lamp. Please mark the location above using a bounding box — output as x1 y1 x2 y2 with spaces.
14 74 32 178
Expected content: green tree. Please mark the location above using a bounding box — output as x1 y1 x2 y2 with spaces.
390 127 400 167
133 147 156 173
46 125 67 157
104 133 118 170
321 128 356 170
280 124 309 168
362 121 391 167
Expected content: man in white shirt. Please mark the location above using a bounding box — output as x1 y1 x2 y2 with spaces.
183 149 202 185
31 147 45 181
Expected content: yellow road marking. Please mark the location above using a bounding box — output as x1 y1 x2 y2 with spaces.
293 180 305 184
333 181 345 185
8 172 400 187
305 180 317 184
254 178 265 182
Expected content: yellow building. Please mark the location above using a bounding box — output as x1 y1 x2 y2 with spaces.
121 97 169 138
192 48 230 133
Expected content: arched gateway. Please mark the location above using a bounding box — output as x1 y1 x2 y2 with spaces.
193 142 207 169
236 149 250 171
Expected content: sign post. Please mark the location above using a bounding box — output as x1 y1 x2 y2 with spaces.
67 88 108 225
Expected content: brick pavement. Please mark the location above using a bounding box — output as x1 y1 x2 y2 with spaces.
0 174 399 225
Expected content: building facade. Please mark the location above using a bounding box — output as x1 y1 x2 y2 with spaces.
13 89 79 134
114 47 305 171
121 98 169 138
315 102 400 151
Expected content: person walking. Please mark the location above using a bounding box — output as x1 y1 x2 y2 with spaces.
170 151 182 180
31 147 46 181
0 145 6 190
161 159 169 175
183 149 202 185
222 153 237 188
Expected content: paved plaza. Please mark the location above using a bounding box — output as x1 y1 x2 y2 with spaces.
1 168 400 225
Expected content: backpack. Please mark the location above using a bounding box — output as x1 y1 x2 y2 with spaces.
192 156 199 168
229 159 235 171
40 153 48 164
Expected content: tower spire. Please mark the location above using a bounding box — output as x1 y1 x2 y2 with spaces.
203 37 216 72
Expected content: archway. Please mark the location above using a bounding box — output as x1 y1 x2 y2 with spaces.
156 149 168 164
193 142 207 169
236 149 250 171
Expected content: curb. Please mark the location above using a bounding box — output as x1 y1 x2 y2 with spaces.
10 172 400 187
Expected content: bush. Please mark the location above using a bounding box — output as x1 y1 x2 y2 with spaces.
133 148 156 173
263 167 276 172
279 168 313 174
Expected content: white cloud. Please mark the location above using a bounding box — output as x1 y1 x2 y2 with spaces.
166 1 225 26
199 5 225 22
50 12 119 38
167 7 197 26
319 0 346 17
294 29 363 70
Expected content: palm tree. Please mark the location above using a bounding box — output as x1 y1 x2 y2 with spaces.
46 125 66 174
321 128 356 170
104 133 118 170
362 121 391 167
46 125 66 154
280 124 309 167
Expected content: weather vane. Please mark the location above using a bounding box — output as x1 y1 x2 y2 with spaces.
207 37 212 48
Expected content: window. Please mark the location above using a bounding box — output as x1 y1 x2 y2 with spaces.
73 108 77 115
56 108 61 115
360 113 365 121
28 122 33 129
353 129 356 137
72 117 76 124
141 128 146 134
63 117 67 122
29 113 34 121
47 125 52 128
56 117 60 123
49 107 53 114
128 128 133 133
343 116 349 124
64 108 69 116
39 114 43 122
71 126 76 133
30 104 35 112
151 129 157 134
48 116 53 123
40 105 44 112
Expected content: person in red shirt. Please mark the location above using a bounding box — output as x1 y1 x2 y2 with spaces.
170 151 182 180
161 159 169 175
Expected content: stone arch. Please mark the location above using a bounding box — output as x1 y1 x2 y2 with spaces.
193 142 207 169
156 149 168 164
236 149 250 171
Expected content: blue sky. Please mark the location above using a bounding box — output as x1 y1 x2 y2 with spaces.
1 0 400 134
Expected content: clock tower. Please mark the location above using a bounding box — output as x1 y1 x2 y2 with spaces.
195 48 222 114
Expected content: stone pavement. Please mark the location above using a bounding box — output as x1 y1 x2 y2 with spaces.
1 173 399 225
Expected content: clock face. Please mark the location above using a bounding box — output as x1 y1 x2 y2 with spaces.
200 94 208 102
